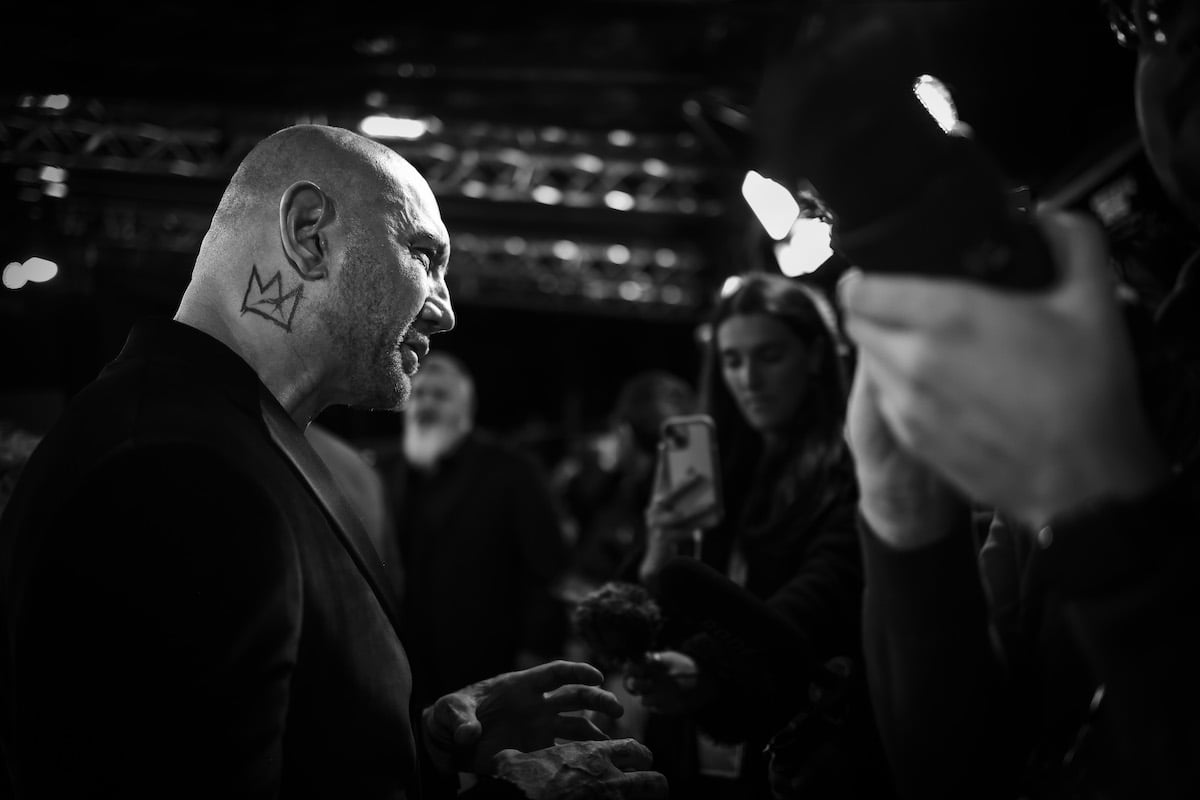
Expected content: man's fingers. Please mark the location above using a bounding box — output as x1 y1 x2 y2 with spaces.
843 316 934 391
595 738 654 772
544 683 624 718
1035 209 1122 316
428 693 476 741
528 660 605 692
838 266 980 331
553 713 611 742
598 771 669 799
453 719 483 747
421 695 480 774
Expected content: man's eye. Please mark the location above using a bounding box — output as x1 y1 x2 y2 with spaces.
418 249 447 276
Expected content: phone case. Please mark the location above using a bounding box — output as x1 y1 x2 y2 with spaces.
659 413 724 528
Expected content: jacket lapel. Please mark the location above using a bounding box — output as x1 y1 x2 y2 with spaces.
258 390 404 637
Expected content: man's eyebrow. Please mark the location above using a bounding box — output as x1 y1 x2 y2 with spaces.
409 229 449 253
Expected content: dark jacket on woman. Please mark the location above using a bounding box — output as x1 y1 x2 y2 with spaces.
639 449 889 799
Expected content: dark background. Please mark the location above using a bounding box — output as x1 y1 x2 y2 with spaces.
3 0 1180 464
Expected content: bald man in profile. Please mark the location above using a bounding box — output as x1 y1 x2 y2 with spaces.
0 125 665 800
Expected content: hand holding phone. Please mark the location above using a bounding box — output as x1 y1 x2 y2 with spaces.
653 414 724 534
640 415 724 579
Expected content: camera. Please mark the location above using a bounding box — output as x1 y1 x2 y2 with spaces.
753 5 1057 290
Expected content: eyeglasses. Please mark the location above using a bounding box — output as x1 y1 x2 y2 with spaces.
1103 0 1174 49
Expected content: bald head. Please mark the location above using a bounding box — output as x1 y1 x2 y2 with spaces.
203 125 428 257
176 123 455 427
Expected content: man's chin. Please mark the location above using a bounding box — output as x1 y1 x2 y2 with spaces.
393 374 412 410
353 376 410 413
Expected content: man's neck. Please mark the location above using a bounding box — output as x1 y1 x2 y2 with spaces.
175 293 327 429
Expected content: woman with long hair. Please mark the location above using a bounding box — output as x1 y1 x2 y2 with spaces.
628 270 883 799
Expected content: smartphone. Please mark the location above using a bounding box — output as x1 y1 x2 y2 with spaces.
658 414 724 536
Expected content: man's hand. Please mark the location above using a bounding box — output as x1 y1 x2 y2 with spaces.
839 210 1169 527
623 650 713 716
423 660 624 776
845 356 970 549
493 739 668 800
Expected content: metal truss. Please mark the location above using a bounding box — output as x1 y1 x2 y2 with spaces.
0 105 250 179
4 101 725 314
1 103 728 215
399 142 725 216
445 233 709 317
46 199 712 316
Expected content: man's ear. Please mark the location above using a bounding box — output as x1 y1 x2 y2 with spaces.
279 180 336 280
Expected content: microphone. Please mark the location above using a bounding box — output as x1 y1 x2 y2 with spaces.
651 556 810 672
571 581 664 672
571 558 815 704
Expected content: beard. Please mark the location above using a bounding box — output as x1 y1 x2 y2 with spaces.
319 235 423 412
374 351 411 411
346 341 410 412
404 417 467 471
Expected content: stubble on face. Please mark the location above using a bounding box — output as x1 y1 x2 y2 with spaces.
320 229 423 412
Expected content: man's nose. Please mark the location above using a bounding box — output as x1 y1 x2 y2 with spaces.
416 276 455 334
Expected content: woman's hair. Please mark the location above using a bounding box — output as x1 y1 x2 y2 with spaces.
698 271 852 520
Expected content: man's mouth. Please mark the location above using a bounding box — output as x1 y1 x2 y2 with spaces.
403 332 430 357
398 332 430 375
399 343 420 375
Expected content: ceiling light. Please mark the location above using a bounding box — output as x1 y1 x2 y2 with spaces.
359 115 429 140
40 94 70 111
642 158 669 177
571 154 604 173
607 244 631 264
604 190 635 211
532 185 564 205
552 240 580 260
39 165 67 183
608 129 635 147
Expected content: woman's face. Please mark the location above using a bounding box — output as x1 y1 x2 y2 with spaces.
717 313 811 436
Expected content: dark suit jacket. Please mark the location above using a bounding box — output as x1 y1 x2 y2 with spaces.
0 319 421 798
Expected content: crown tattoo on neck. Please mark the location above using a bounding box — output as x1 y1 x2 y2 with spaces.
241 265 303 331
